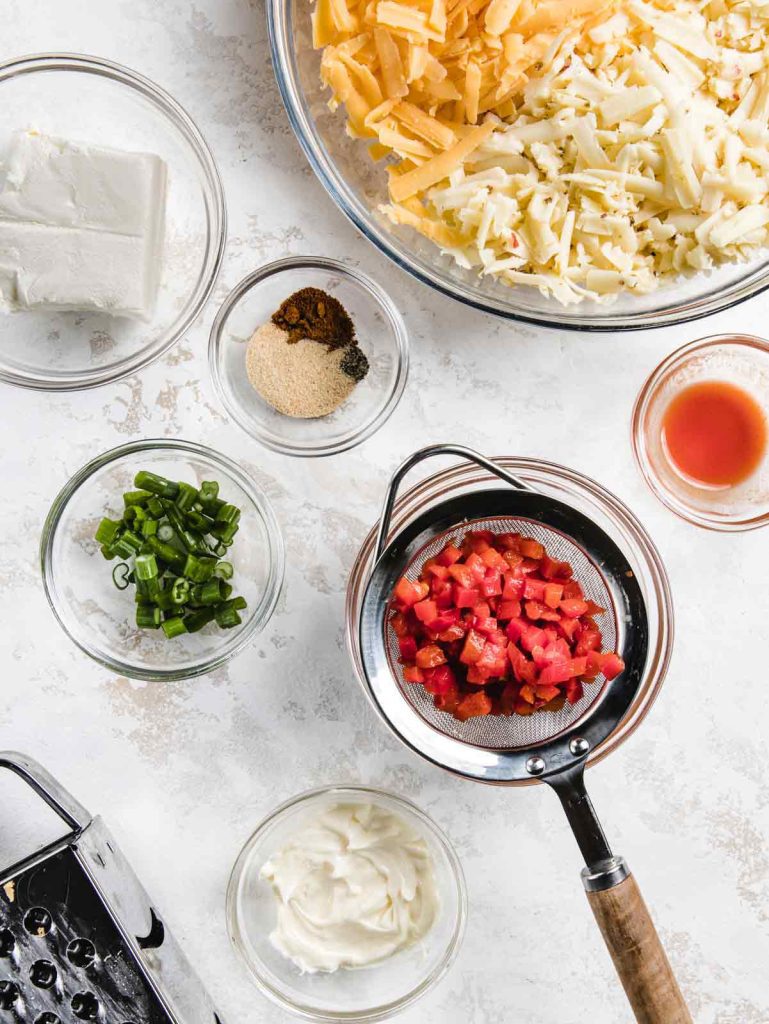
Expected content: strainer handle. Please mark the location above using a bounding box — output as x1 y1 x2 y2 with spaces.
585 867 693 1024
375 444 530 559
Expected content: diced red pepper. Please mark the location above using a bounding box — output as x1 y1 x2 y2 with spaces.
389 527 622 723
436 543 462 567
424 664 457 695
460 629 486 665
535 684 562 703
520 538 544 559
416 644 446 669
394 577 429 608
398 635 418 661
434 690 460 714
560 598 589 618
455 691 493 721
496 599 521 621
566 679 584 704
402 665 425 684
519 624 548 653
480 569 502 598
523 578 547 601
601 653 625 680
453 584 480 608
502 574 525 600
390 611 409 637
414 598 439 624
480 546 508 571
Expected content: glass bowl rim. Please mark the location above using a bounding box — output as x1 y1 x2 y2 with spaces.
266 0 769 332
225 782 467 1023
0 51 227 392
208 256 410 458
345 455 675 785
39 437 285 681
631 332 769 532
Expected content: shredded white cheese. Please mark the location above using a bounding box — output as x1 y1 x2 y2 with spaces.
377 0 769 303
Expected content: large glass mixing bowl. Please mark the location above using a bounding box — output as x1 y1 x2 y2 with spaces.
267 2 769 330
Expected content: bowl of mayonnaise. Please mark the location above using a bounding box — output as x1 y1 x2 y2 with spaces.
225 785 466 1022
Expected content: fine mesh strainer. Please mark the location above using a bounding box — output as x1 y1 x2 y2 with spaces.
358 445 691 1024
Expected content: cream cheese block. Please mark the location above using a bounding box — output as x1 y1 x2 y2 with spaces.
0 131 167 319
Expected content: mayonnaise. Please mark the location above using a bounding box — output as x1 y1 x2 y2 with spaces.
259 802 438 973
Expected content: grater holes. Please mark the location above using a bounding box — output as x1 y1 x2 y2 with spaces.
0 980 19 1009
23 909 52 937
0 932 14 957
70 992 99 1020
29 960 57 989
66 939 96 970
35 1016 60 1024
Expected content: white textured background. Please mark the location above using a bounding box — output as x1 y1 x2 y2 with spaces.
2 1 769 1021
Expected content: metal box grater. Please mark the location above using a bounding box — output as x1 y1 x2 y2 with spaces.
0 752 224 1024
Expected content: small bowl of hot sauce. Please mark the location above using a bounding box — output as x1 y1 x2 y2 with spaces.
633 334 769 531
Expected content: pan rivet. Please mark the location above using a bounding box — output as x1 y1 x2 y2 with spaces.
570 737 589 756
526 756 545 776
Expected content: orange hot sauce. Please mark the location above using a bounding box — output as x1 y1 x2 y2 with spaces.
661 380 767 488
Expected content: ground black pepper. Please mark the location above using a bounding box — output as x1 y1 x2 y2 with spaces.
272 287 356 348
339 344 370 383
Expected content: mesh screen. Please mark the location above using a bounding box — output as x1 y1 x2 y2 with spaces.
385 516 617 750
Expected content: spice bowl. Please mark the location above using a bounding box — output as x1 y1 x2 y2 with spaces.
632 334 769 531
209 257 409 457
40 438 284 681
226 785 466 1022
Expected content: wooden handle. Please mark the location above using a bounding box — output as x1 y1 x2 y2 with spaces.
587 873 692 1024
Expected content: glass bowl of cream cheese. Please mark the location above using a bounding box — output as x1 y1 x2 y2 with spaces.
226 785 466 1022
0 54 225 391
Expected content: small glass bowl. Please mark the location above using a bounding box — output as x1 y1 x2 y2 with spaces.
40 439 284 681
346 456 674 783
0 54 226 391
632 334 769 531
209 257 409 457
226 785 466 1022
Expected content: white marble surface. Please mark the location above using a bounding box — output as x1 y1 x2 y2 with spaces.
2 1 769 1021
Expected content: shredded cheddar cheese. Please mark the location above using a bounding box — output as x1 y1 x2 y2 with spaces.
314 0 769 304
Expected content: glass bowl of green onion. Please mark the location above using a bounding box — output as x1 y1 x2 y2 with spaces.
40 438 285 680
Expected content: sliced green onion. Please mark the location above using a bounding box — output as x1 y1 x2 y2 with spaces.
214 596 247 629
134 471 179 499
134 553 159 581
147 536 187 571
185 607 216 633
97 472 247 640
199 480 219 504
171 577 191 605
161 616 188 639
112 563 131 590
142 518 158 538
184 509 211 531
136 605 162 629
112 530 143 558
157 522 175 542
215 503 241 526
124 489 152 507
175 482 199 512
211 522 239 545
184 554 216 583
191 579 224 605
95 518 121 546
